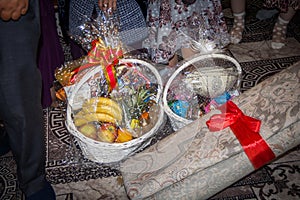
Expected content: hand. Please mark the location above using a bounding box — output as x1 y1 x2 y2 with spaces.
0 0 29 21
98 0 117 13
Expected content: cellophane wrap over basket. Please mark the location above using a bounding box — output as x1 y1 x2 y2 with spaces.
163 53 242 131
56 13 164 164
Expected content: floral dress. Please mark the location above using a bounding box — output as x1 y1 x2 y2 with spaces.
143 0 230 64
264 0 300 12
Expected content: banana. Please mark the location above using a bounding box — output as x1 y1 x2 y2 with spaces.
82 97 122 115
81 104 122 122
73 97 123 127
76 112 119 124
85 112 119 124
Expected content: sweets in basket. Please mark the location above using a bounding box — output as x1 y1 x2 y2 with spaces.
163 53 242 131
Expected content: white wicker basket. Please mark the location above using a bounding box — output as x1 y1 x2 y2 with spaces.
163 53 242 131
66 58 164 163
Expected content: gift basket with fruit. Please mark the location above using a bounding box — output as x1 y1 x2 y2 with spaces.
163 53 242 131
56 14 164 163
66 58 164 163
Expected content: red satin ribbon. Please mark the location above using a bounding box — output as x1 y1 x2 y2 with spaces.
206 100 275 169
104 59 119 92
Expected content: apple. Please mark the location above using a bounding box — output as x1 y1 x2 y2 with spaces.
97 123 117 143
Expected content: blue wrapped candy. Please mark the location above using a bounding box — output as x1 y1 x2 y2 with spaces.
170 100 189 118
213 92 231 105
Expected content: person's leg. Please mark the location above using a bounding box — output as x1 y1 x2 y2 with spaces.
0 0 55 199
271 7 297 49
230 0 246 44
0 121 10 156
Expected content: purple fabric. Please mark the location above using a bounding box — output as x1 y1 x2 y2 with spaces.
70 39 86 60
38 0 65 108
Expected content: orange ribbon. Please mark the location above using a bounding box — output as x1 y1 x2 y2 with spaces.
206 100 275 169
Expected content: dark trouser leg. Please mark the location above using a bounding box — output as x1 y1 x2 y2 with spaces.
0 120 10 155
0 0 48 197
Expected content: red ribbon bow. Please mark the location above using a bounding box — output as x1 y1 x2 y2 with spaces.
69 39 123 91
206 100 275 169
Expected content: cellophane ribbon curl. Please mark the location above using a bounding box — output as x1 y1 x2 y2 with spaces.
71 13 125 92
55 12 125 93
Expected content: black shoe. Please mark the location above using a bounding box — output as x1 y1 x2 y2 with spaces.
0 123 10 156
26 181 56 200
